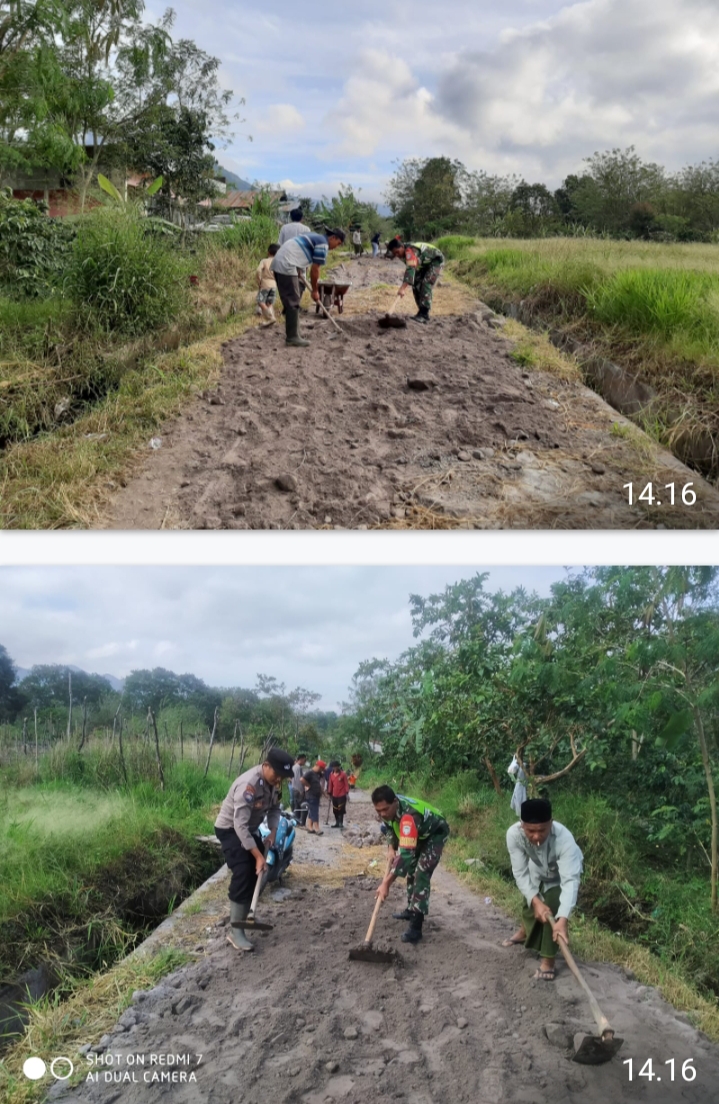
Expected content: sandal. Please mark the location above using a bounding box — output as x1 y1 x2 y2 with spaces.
532 968 556 982
501 936 526 947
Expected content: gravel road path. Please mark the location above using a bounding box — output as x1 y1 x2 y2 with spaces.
48 791 719 1104
104 258 719 529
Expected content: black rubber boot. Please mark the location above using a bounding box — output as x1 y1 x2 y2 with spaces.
401 911 424 943
392 907 414 921
285 308 309 347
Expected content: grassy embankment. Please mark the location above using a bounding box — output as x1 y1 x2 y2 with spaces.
437 235 719 480
0 221 277 529
0 736 273 1102
359 766 719 1042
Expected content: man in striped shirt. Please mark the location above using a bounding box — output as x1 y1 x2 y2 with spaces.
271 228 346 346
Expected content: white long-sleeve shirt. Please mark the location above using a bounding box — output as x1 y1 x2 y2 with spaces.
506 819 583 920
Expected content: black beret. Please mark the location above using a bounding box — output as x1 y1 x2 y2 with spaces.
266 747 294 778
520 798 552 824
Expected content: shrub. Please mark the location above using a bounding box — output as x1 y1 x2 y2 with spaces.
434 234 476 260
215 215 280 255
584 268 719 343
66 207 190 334
0 191 75 298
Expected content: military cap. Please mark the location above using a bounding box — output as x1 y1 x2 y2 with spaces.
266 747 294 778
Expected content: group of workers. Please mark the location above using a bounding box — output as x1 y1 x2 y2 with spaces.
287 752 354 832
215 749 583 974
255 205 446 346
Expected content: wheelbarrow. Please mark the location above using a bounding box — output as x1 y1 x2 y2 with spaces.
316 280 352 315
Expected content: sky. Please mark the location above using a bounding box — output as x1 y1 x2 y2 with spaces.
151 0 719 203
0 566 567 709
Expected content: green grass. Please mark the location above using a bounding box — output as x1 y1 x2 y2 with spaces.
0 753 231 984
357 765 719 1037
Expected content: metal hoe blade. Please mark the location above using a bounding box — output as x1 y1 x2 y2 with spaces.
348 941 397 964
377 315 407 329
572 1032 625 1066
233 917 274 931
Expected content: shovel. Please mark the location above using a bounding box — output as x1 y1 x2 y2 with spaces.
550 918 624 1065
234 855 273 931
349 853 400 964
378 290 407 329
298 276 348 339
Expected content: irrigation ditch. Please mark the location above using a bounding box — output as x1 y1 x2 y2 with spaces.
479 293 718 484
0 832 223 1049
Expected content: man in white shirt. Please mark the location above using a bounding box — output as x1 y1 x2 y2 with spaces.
278 207 311 245
504 798 583 981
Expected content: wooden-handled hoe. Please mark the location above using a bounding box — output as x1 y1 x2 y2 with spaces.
349 852 400 964
550 917 624 1065
234 855 273 932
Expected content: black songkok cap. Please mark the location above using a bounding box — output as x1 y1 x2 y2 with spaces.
520 798 552 824
266 747 294 778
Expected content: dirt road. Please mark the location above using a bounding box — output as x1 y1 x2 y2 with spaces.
48 791 719 1104
104 257 719 529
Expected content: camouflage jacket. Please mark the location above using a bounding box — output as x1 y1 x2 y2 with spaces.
402 242 445 286
383 794 450 877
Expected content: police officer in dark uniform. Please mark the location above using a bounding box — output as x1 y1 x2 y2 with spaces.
214 748 294 952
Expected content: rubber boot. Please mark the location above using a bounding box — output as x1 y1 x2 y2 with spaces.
401 911 424 943
227 901 254 952
285 308 309 347
411 308 429 325
392 908 414 921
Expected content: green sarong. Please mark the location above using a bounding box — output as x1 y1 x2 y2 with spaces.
521 883 562 958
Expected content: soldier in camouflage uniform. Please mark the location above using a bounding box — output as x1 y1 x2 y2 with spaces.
386 238 445 324
372 784 450 943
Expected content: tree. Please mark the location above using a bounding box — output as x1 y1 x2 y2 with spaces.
0 2 243 209
116 25 241 212
19 664 113 710
507 182 559 236
572 147 666 235
385 157 465 239
463 170 518 235
0 642 22 720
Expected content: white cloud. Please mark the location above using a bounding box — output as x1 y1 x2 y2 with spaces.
434 0 719 181
163 1 719 198
323 50 460 158
1 567 565 709
253 103 306 134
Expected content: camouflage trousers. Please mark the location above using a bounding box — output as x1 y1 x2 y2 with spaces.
412 263 444 314
403 835 447 916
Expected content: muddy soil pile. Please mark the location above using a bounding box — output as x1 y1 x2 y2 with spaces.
50 793 719 1104
105 259 719 529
